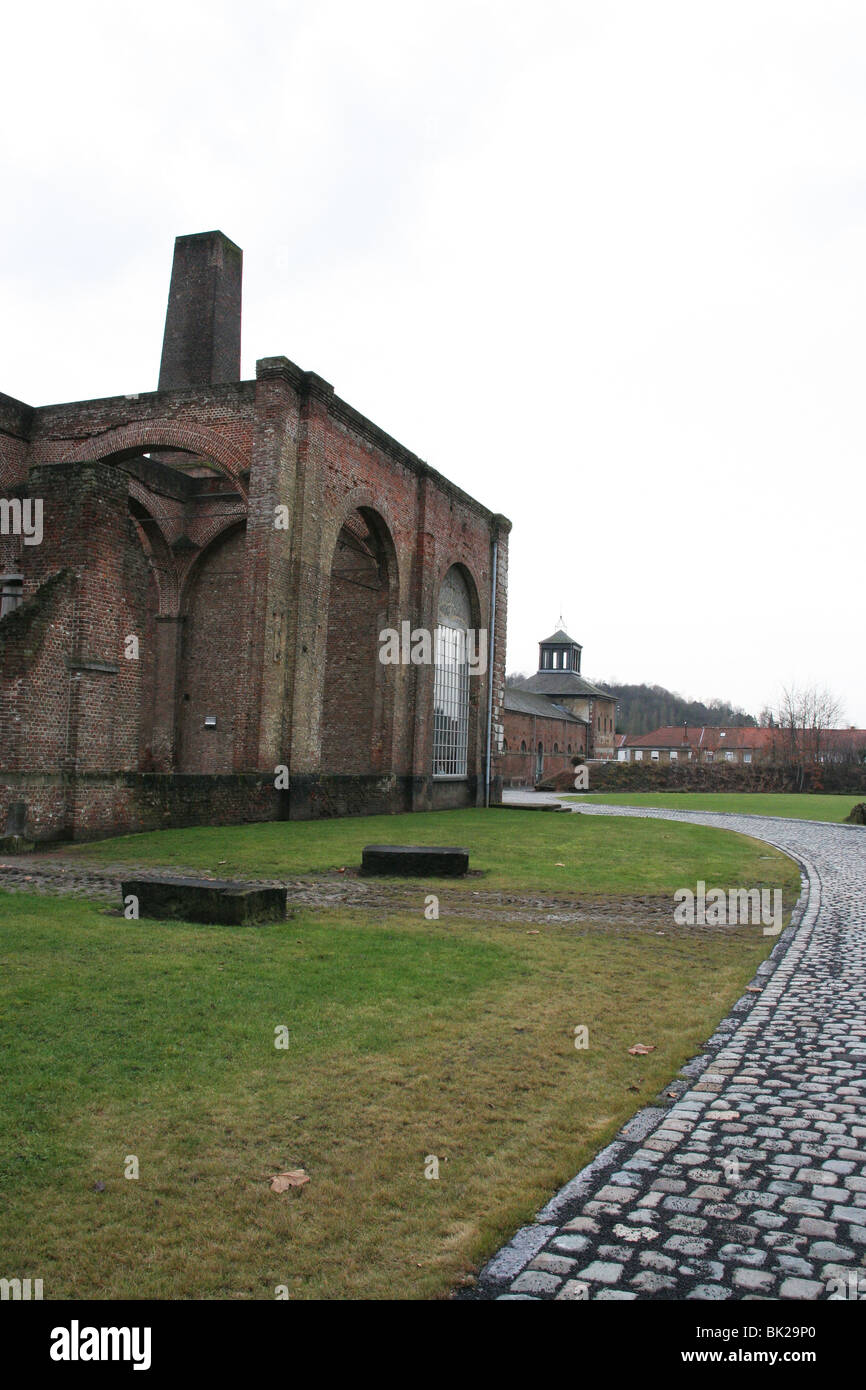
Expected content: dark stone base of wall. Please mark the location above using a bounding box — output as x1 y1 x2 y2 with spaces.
285 773 414 820
284 773 496 819
0 771 282 843
1 770 502 844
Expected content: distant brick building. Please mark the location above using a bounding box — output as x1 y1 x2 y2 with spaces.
617 725 866 765
500 627 616 786
498 688 586 788
0 232 510 843
617 726 763 764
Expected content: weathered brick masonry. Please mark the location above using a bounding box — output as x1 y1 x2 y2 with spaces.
499 706 586 788
0 232 510 842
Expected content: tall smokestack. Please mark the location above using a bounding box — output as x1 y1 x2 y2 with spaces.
158 231 242 390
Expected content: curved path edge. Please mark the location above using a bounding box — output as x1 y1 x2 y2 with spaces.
467 800 866 1301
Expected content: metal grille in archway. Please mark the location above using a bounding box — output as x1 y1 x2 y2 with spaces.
433 567 471 777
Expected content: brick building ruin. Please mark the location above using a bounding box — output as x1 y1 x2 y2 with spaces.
0 232 510 843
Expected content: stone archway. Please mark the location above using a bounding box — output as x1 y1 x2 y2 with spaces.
320 508 397 775
175 524 247 774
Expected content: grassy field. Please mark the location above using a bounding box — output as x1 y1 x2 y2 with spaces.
1 882 788 1300
561 792 864 823
44 807 803 897
2 812 801 1298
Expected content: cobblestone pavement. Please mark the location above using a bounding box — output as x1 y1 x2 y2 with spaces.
471 799 866 1301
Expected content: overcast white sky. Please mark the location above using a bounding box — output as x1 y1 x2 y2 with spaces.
1 0 863 722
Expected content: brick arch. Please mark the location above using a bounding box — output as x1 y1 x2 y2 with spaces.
175 520 249 774
177 517 247 615
433 558 484 632
320 499 400 776
0 437 27 490
128 485 179 616
190 504 247 554
431 561 485 781
56 421 248 498
320 487 405 602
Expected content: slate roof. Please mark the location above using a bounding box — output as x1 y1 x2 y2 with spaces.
521 670 613 700
539 628 581 648
504 688 586 723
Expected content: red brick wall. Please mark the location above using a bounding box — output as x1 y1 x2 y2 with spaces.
320 517 390 775
1 358 509 841
499 708 586 786
176 525 247 774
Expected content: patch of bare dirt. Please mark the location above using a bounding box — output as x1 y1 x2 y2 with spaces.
0 853 761 934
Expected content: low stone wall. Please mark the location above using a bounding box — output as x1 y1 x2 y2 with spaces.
537 760 866 795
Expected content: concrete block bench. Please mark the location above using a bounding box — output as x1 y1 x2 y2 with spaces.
360 845 469 877
121 876 287 924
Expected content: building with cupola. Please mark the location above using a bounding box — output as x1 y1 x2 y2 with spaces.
498 627 617 787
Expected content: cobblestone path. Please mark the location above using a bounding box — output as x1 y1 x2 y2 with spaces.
471 802 866 1301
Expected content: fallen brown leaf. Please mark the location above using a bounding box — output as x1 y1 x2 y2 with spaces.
628 1043 655 1055
269 1168 310 1193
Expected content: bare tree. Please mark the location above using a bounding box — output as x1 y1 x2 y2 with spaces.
775 683 845 786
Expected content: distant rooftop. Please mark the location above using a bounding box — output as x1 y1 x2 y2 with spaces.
504 688 586 723
539 628 581 648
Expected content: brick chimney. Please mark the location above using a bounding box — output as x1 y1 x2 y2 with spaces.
158 231 242 390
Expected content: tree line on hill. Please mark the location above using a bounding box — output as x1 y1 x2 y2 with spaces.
596 683 759 735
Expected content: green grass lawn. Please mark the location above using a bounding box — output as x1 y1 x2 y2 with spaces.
44 807 802 897
1 885 786 1301
561 792 864 823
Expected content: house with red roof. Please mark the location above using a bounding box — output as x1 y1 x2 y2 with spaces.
617 725 866 765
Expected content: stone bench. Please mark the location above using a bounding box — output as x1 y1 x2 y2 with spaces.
121 876 287 924
360 844 469 877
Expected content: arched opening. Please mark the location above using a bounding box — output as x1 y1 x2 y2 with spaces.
176 523 247 773
107 443 249 775
432 566 473 777
536 741 544 781
321 508 396 775
127 499 162 770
